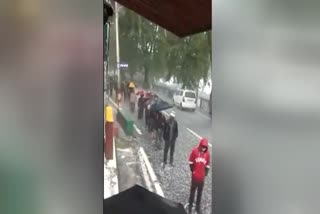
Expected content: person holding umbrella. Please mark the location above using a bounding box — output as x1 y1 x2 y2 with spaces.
187 138 210 214
162 111 178 168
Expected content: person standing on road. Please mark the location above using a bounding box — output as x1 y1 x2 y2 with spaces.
145 100 151 129
137 93 144 120
127 81 131 102
153 112 162 147
129 88 136 112
162 112 178 168
187 138 210 214
121 81 126 102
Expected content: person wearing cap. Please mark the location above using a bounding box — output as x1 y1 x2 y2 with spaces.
162 111 178 168
187 138 210 214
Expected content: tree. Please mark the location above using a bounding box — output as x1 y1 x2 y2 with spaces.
118 7 211 90
119 8 167 89
164 31 211 89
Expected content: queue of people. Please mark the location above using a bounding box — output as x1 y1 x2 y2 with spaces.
123 84 210 214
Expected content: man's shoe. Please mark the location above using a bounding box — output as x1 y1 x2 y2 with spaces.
195 207 201 214
170 163 174 167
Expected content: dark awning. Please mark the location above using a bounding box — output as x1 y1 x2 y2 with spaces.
115 0 211 37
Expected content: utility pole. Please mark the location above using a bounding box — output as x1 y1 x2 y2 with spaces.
115 1 121 106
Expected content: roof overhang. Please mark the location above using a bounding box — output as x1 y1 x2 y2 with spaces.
114 0 211 37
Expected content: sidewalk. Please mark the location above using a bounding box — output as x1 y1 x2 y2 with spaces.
110 92 212 214
104 141 118 199
104 93 164 199
103 108 119 198
104 105 119 199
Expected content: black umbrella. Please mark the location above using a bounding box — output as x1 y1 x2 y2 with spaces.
104 185 187 214
150 98 173 112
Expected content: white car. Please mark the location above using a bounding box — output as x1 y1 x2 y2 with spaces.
173 89 197 111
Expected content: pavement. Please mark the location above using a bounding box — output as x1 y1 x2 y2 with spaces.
104 133 119 199
149 88 213 145
104 94 164 199
115 128 145 192
104 95 120 200
105 90 213 214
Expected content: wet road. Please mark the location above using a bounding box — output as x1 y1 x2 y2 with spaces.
154 90 213 144
115 94 213 214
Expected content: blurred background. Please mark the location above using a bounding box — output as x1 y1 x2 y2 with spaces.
213 0 320 214
0 0 103 213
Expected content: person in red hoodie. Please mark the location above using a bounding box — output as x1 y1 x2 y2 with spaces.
188 138 210 214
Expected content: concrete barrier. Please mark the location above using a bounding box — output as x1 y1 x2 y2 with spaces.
116 109 133 136
105 105 114 160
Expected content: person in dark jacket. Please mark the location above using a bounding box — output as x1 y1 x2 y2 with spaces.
137 94 144 120
144 100 151 129
188 138 210 214
162 112 178 168
149 108 157 138
154 112 165 148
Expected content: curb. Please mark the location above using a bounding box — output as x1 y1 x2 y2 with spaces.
105 93 163 197
104 137 119 199
138 147 164 197
106 94 139 138
104 99 119 199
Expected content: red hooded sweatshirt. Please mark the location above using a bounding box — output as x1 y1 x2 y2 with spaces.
188 138 210 183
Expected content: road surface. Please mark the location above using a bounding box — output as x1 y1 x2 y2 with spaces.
107 92 213 214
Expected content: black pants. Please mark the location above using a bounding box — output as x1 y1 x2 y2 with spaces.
144 109 148 124
148 118 154 133
138 107 143 119
155 128 163 148
163 139 176 164
188 180 204 211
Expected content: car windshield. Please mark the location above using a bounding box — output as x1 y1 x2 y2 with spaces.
185 92 196 98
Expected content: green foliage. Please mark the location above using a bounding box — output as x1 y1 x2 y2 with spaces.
118 7 211 89
164 32 211 89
